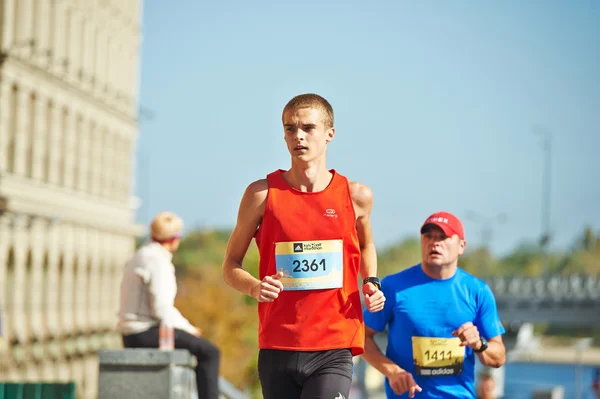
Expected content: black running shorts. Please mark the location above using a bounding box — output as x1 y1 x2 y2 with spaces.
258 348 354 399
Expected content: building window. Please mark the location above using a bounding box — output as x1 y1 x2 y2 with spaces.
7 85 18 174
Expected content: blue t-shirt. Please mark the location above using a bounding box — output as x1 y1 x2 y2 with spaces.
364 264 505 399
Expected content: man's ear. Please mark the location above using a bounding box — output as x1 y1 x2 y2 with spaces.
326 127 335 143
458 239 466 255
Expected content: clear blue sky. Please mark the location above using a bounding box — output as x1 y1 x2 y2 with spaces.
135 1 600 256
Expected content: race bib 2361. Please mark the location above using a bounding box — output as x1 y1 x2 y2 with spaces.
275 240 344 291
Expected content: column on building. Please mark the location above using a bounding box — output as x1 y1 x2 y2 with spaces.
62 108 76 189
24 91 36 178
72 115 82 192
9 214 30 344
23 362 40 383
114 42 124 104
0 215 11 339
94 28 105 98
119 238 137 322
74 226 88 332
54 359 71 383
44 221 61 337
101 127 113 198
66 8 81 83
34 0 50 65
39 360 57 383
28 217 47 341
88 121 100 196
83 355 99 399
59 224 75 335
99 232 113 328
14 85 31 176
110 25 119 98
1 0 16 52
109 235 125 327
0 77 12 172
87 229 100 331
15 0 34 58
120 133 130 200
76 115 91 193
105 34 114 99
120 134 132 201
96 127 109 197
47 100 62 185
31 91 47 180
70 358 85 399
116 132 126 199
90 27 99 93
73 12 84 84
52 1 66 75
121 25 131 108
81 19 95 91
6 84 18 174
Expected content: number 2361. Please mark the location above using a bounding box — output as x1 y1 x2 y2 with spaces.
293 259 326 272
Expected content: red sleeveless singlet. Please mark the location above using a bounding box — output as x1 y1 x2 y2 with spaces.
255 169 364 355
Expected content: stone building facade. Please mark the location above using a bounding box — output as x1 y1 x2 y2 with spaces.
0 1 143 397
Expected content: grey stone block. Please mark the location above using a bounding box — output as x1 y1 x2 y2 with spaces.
532 386 565 399
98 349 198 399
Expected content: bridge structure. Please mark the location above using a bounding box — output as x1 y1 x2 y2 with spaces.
484 274 600 328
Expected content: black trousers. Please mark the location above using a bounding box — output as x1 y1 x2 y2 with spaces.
122 326 220 399
258 348 353 399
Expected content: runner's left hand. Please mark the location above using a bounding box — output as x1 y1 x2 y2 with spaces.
452 322 482 350
363 283 385 313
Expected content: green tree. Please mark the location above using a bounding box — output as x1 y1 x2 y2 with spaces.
377 236 421 277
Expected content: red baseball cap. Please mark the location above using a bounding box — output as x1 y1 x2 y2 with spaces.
420 211 465 240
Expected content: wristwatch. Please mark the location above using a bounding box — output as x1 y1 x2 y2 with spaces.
363 277 381 291
474 337 488 353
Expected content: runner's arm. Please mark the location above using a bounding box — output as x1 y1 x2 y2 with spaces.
476 335 506 368
222 179 268 296
473 284 506 368
363 326 403 377
351 182 377 280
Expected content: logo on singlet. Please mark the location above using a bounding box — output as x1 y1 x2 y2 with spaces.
324 208 338 218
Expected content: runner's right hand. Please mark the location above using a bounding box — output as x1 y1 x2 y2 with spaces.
251 271 284 302
389 369 422 398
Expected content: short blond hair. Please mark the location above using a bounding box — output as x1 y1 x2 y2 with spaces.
282 93 334 129
150 212 183 241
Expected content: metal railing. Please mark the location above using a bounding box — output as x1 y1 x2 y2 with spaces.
219 377 250 399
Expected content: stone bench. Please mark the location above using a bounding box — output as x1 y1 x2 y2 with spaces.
98 349 198 399
532 386 565 399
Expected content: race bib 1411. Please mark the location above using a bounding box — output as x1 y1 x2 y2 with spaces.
412 336 465 377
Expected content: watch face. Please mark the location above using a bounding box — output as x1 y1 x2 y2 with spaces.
364 278 381 290
477 338 488 352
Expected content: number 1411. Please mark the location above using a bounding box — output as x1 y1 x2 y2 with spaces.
424 350 452 361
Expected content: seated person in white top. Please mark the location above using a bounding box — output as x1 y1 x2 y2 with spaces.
117 211 220 399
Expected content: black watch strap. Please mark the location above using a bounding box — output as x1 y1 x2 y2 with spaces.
474 337 488 353
363 277 381 290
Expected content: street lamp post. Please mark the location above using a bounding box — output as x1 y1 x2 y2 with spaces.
533 127 552 276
